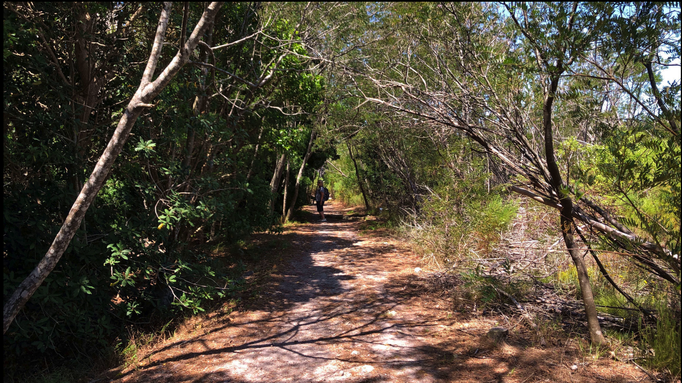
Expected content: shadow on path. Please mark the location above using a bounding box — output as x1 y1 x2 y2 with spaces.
109 202 643 383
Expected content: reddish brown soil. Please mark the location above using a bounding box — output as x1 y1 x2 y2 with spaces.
104 201 650 382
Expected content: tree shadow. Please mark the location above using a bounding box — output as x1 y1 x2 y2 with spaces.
107 202 644 383
111 271 642 383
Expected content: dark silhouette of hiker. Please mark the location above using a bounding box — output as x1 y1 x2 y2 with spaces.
315 180 329 222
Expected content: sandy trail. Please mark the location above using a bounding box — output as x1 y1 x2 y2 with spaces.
109 201 648 383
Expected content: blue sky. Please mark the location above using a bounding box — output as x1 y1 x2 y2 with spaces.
660 59 681 87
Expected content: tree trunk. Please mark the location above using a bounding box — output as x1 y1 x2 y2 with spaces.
67 5 110 216
347 141 370 210
285 130 316 222
3 2 223 335
182 126 197 172
182 17 214 187
269 153 287 213
73 3 109 159
246 123 264 183
543 72 605 345
562 210 605 344
282 159 291 219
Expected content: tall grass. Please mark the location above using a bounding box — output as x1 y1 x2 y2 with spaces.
642 300 681 378
403 191 517 269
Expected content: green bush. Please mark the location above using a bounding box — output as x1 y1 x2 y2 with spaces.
3 3 327 378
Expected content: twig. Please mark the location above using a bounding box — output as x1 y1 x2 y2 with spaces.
492 285 546 346
520 372 536 383
455 328 476 337
595 305 644 312
325 159 349 178
631 360 658 382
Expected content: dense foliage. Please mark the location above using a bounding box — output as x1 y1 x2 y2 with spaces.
3 1 680 380
3 2 326 369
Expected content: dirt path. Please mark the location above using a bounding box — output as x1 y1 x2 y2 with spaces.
107 201 650 383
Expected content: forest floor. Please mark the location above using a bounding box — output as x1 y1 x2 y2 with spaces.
102 201 651 383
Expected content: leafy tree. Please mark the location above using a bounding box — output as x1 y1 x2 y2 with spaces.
303 1 679 345
3 2 328 370
4 0 223 334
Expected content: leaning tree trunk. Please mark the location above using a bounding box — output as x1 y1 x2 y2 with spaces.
543 73 605 345
347 141 370 210
285 130 316 222
3 2 223 334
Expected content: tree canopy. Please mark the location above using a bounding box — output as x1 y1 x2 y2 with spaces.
3 1 680 378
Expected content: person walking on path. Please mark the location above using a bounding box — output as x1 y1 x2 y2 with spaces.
315 180 328 222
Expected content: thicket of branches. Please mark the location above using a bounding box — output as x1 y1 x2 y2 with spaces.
299 2 680 347
3 1 331 366
3 1 680 378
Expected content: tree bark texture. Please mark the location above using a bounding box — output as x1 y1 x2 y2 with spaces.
269 153 287 214
3 2 223 334
282 159 291 219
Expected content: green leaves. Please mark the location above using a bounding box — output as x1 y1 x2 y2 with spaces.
4 1 289 367
111 266 136 288
134 138 156 155
78 277 94 296
125 301 141 317
105 242 131 266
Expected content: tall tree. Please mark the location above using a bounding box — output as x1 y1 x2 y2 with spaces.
3 1 223 335
302 2 679 344
286 129 317 221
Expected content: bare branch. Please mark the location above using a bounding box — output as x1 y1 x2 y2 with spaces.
583 54 678 137
140 2 173 90
212 29 262 50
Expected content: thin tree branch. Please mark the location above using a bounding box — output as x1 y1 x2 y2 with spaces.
326 159 348 178
140 2 173 90
583 55 678 137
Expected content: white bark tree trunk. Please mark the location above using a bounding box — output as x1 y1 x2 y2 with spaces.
282 159 291 219
3 2 223 334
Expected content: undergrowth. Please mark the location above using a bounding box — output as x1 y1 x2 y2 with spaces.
402 187 518 270
3 233 291 383
555 262 681 378
402 181 680 380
